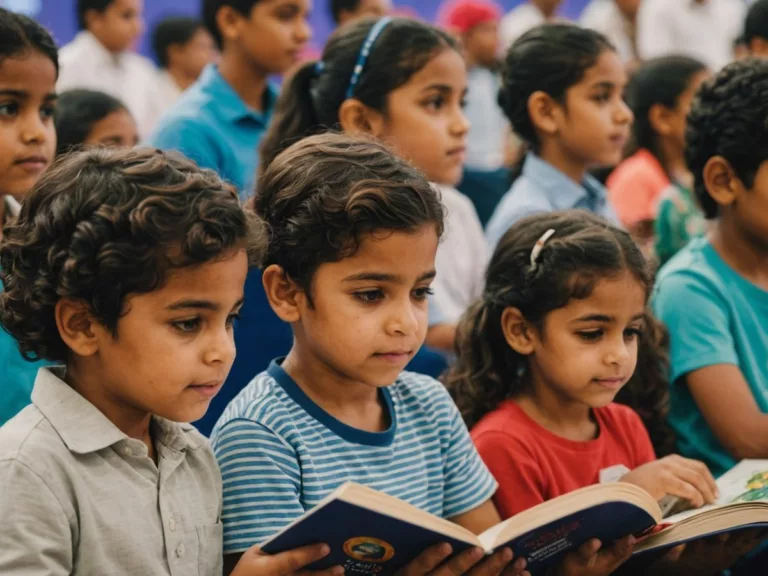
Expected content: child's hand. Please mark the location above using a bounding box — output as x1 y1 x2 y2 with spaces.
620 455 718 508
395 543 529 576
550 536 634 576
231 543 343 576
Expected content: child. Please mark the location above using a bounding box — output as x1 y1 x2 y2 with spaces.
606 56 710 260
58 0 161 139
260 16 486 333
485 24 631 251
0 146 346 576
744 0 768 58
55 89 139 155
330 0 392 27
447 209 717 518
439 0 515 228
213 132 635 576
147 0 311 199
152 16 218 113
0 7 58 426
652 58 768 478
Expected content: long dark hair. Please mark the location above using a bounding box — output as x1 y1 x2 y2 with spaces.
627 56 708 173
258 17 460 175
498 23 614 152
444 210 673 453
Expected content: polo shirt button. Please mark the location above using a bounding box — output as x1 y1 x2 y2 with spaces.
122 446 132 457
176 543 185 558
169 518 176 532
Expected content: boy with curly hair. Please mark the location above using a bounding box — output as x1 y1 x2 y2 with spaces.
653 58 768 477
0 148 342 576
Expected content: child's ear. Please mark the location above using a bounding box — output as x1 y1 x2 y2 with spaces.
527 91 560 137
262 264 304 323
216 6 245 45
500 307 535 356
55 299 100 357
703 155 745 209
648 103 674 137
338 99 385 137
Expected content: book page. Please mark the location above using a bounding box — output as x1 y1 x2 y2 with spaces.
665 460 768 524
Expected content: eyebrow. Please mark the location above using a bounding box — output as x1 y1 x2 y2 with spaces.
0 89 57 100
342 270 437 283
422 84 454 94
589 81 617 91
572 313 646 323
166 297 244 312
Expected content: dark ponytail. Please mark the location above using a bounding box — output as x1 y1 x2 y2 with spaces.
259 17 459 175
445 210 665 431
498 23 613 151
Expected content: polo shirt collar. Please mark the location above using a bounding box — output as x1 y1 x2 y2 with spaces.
32 367 203 455
522 152 606 211
199 64 277 125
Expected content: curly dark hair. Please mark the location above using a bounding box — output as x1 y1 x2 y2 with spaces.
444 210 674 454
498 23 614 151
0 147 265 363
255 132 444 299
685 58 768 219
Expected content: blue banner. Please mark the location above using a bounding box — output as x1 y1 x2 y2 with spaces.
2 0 593 62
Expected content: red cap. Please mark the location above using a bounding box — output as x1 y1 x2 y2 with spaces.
438 0 502 34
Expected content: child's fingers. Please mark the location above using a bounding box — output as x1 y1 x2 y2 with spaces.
660 471 706 508
428 546 485 576
575 538 602 564
394 543 454 576
671 459 718 504
256 543 331 574
500 556 528 576
610 535 635 563
466 547 514 576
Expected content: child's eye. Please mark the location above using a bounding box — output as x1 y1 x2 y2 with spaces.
624 327 644 340
592 92 610 103
354 289 384 304
412 286 434 301
225 312 241 328
577 330 603 342
423 96 445 111
172 318 201 333
40 105 56 119
0 102 19 117
275 5 300 20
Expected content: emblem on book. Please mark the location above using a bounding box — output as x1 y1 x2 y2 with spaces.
343 537 395 563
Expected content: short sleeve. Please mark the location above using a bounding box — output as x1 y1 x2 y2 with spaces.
212 419 305 553
652 272 738 383
441 403 498 518
473 431 546 519
0 460 73 575
145 120 223 176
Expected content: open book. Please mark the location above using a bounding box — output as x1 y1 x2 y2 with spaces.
632 459 768 556
261 482 661 575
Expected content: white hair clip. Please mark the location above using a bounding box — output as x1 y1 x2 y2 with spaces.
530 228 556 270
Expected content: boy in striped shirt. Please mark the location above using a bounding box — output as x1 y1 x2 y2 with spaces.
212 134 634 576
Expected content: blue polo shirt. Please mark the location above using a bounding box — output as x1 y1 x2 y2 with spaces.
486 153 620 250
146 65 277 199
652 238 768 476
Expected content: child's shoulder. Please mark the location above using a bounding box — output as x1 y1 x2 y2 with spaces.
213 369 298 435
389 371 462 424
654 238 736 304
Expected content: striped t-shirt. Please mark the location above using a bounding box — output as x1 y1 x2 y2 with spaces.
211 360 498 554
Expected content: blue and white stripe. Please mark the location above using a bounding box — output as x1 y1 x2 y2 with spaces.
211 360 497 553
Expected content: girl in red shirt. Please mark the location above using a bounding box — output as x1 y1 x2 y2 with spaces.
445 210 717 521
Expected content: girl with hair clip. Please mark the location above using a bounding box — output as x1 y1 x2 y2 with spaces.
445 210 764 573
258 15 487 349
485 24 632 251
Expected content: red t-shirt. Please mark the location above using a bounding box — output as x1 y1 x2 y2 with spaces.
471 400 656 519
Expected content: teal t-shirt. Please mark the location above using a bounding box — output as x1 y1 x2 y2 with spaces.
652 238 768 476
0 276 49 426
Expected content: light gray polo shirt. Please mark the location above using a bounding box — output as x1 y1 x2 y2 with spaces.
0 367 224 575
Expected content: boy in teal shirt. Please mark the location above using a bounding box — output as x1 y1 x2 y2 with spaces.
653 59 768 477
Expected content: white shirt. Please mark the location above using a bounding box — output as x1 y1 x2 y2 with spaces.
155 70 184 120
58 31 164 139
500 3 547 49
580 0 636 63
432 184 488 323
636 0 746 71
465 67 508 170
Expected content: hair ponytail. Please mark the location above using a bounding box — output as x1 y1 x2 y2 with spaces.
259 61 322 178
